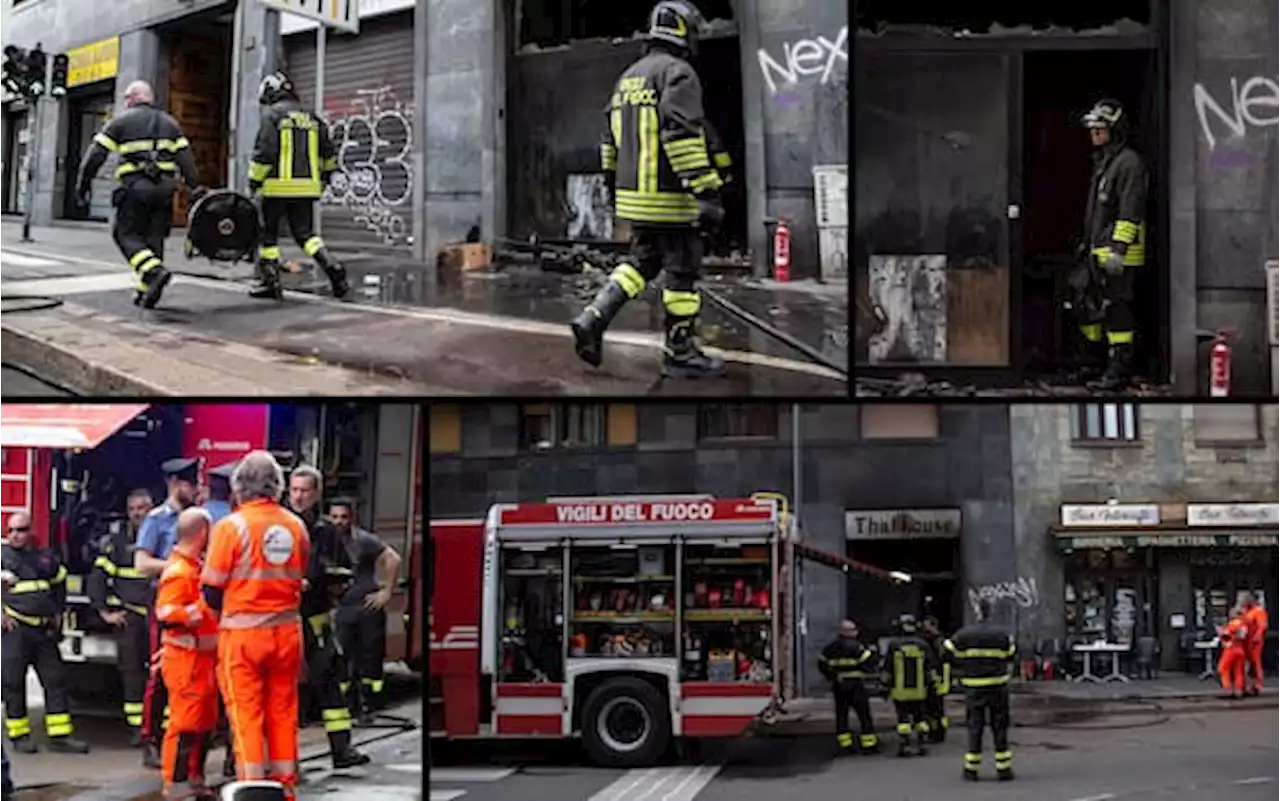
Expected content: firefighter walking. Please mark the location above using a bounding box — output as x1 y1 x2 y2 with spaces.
155 509 220 800
1 512 90 755
136 458 202 768
200 451 310 796
881 614 938 758
945 599 1016 782
75 80 207 309
921 615 950 743
85 489 156 744
817 619 880 756
570 0 728 380
289 470 368 769
246 71 350 302
1077 98 1149 390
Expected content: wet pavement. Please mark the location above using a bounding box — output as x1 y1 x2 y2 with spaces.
855 372 1175 398
0 223 846 397
427 707 1277 801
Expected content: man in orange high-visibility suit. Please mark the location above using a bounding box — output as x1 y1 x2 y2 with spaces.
200 450 310 798
1217 609 1250 699
155 508 221 800
1241 593 1269 696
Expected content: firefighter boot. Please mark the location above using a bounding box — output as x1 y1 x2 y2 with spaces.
143 740 162 768
314 248 351 300
222 747 237 778
661 312 725 380
328 729 371 770
47 734 90 754
1069 339 1108 384
10 736 37 755
570 281 630 367
249 258 285 300
137 265 173 310
1090 343 1135 392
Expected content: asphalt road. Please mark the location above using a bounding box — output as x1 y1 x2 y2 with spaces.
428 708 1278 801
2 365 74 397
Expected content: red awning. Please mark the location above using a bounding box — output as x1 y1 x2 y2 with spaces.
0 404 150 450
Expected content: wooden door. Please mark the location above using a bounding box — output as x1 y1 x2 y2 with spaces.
165 31 229 226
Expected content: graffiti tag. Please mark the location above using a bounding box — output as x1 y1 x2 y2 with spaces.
1192 75 1278 151
968 577 1039 616
757 25 848 95
321 86 414 246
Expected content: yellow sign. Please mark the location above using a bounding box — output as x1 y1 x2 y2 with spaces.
67 37 120 89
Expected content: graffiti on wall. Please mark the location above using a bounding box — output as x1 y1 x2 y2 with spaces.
757 25 848 100
1192 75 1278 152
321 86 415 245
968 577 1040 617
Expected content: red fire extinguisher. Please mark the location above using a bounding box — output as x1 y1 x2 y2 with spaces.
773 218 791 283
1210 329 1232 397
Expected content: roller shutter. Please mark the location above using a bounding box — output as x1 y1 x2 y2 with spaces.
284 10 415 255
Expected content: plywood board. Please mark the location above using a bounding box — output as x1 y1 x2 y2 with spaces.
867 254 947 364
946 264 1009 366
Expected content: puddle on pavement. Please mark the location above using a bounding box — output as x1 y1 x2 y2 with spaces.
13 785 96 801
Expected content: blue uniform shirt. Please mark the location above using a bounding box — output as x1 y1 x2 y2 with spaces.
136 501 181 560
202 499 232 525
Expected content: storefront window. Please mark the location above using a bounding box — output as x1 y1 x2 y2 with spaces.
1063 549 1153 643
1187 548 1276 635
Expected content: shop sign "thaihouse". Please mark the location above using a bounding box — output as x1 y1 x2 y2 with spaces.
845 509 962 540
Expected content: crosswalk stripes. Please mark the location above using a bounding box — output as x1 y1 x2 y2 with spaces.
1 252 64 268
429 766 518 801
586 766 723 801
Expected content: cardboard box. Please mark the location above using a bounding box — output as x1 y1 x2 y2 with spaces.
439 242 492 272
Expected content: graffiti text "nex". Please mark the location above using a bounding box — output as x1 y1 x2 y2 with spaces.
1193 75 1279 151
758 25 848 95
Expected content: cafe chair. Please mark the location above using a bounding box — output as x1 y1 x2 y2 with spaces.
1132 636 1160 680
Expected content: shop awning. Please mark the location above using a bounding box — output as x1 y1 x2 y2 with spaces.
1053 527 1278 551
0 404 150 450
793 541 909 583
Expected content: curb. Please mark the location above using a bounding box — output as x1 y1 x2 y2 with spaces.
1 324 172 397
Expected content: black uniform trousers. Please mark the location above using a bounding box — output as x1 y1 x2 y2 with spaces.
963 686 1012 774
925 684 948 740
336 606 386 711
892 699 930 749
625 226 702 294
140 610 169 743
115 610 151 730
303 614 356 750
2 622 74 740
259 198 324 260
832 683 877 752
112 177 175 289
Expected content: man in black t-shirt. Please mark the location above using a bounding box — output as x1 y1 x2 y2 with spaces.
328 498 402 719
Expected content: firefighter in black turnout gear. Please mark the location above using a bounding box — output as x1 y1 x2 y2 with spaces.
818 619 880 755
247 71 350 301
76 80 208 309
2 513 91 755
944 599 1017 782
921 615 950 743
288 467 369 770
86 503 156 745
571 1 728 380
1077 98 1149 390
881 614 938 758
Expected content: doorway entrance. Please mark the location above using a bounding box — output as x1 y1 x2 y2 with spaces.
1020 49 1160 380
846 538 961 641
61 89 116 221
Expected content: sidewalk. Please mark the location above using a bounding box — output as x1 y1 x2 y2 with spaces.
1 222 845 397
770 676 1277 736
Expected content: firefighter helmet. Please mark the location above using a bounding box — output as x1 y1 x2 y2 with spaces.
1082 98 1125 130
895 614 919 634
257 70 295 105
184 189 261 263
647 1 708 55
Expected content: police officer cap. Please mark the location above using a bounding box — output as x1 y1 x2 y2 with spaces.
208 460 239 481
161 457 199 482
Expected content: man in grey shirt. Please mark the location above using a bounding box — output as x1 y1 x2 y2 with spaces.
328 498 401 719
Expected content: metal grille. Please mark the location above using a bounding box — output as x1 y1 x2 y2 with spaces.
285 10 416 255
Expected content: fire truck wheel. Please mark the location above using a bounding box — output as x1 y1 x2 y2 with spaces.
580 677 671 768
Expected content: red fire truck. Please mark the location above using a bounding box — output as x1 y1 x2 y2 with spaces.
429 493 815 766
1 403 427 697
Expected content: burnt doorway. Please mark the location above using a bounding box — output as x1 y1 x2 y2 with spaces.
846 537 961 641
1021 49 1159 380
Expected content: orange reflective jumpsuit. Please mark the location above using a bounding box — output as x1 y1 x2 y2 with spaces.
200 499 310 795
155 548 220 799
1243 603 1269 693
1217 616 1249 695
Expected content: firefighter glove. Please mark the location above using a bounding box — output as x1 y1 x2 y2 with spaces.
695 193 725 232
1097 248 1125 277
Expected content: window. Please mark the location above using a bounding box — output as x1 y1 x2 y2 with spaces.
1072 403 1139 443
519 403 605 451
1192 404 1261 443
697 404 779 440
428 404 462 454
859 404 938 440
